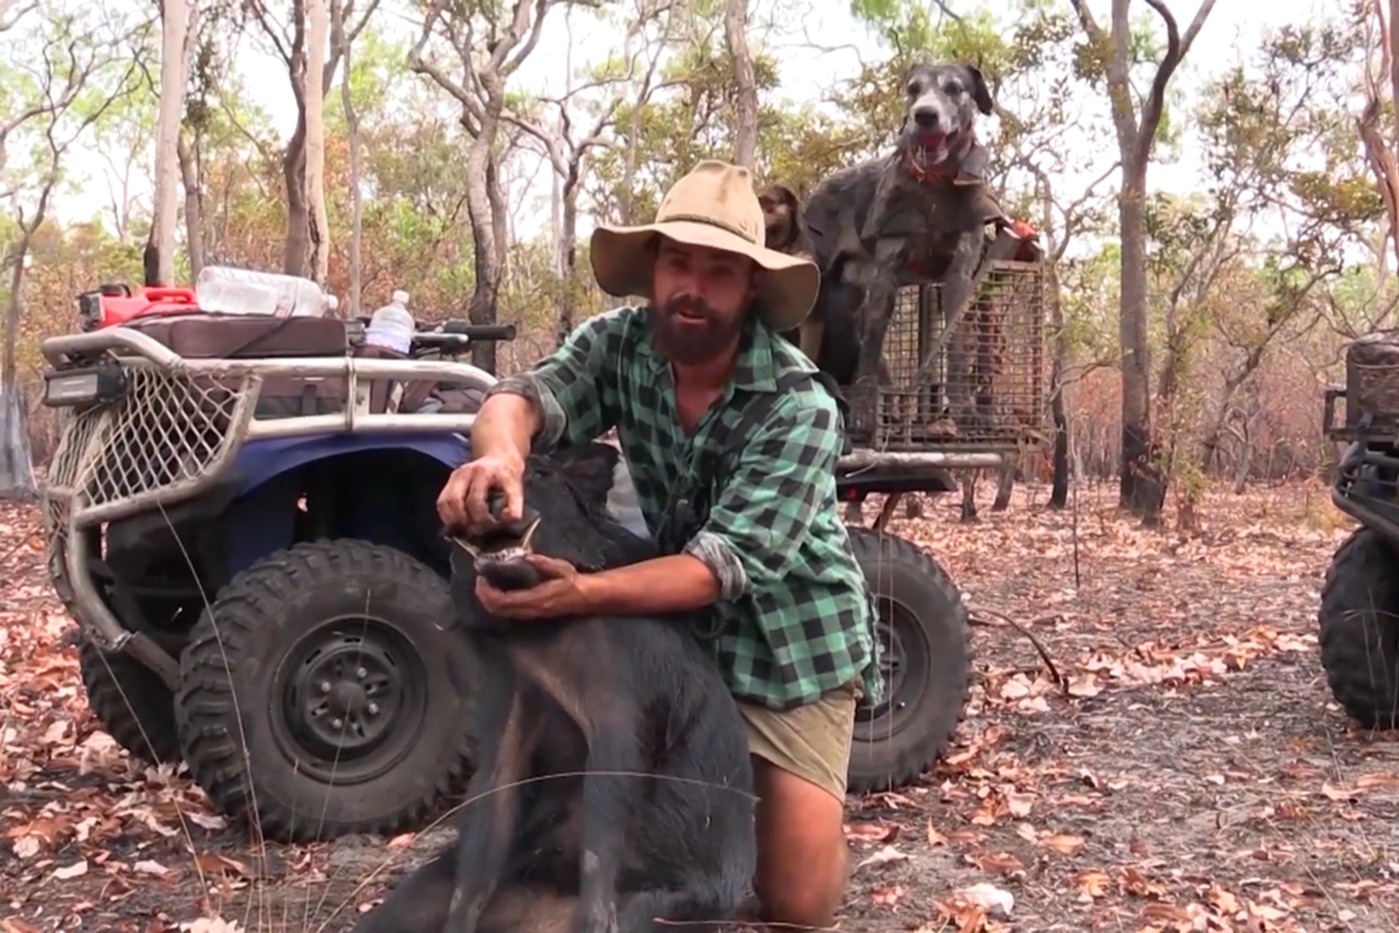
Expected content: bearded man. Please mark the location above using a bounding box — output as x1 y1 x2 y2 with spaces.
437 159 880 930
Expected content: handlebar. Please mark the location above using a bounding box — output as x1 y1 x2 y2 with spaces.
437 321 517 342
410 332 472 353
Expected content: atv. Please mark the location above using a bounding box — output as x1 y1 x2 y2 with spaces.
1320 333 1399 729
37 266 1048 842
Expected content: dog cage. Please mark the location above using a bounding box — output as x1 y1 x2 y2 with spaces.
844 256 1048 453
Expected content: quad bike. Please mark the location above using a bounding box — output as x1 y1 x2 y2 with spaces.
1320 333 1399 728
39 262 1047 843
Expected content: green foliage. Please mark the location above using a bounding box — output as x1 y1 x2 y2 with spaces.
848 0 935 54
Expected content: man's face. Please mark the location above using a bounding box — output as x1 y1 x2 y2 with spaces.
650 237 758 366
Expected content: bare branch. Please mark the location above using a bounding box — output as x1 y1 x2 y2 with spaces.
244 0 293 67
1135 0 1217 168
409 0 486 129
0 0 36 32
501 0 559 76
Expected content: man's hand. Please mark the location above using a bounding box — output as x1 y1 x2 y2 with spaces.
475 555 589 620
438 452 526 531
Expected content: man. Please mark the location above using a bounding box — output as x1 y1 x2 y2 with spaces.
437 159 882 929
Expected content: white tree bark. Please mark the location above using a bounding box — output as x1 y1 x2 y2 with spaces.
305 0 330 285
724 0 757 169
148 0 190 285
342 31 363 315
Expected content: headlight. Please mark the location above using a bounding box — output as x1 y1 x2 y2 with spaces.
42 365 127 408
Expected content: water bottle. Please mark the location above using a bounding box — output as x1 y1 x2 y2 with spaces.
364 290 415 356
194 266 337 318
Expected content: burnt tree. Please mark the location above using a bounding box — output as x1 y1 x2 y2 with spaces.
1068 0 1216 525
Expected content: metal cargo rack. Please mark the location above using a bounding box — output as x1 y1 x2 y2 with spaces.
1323 334 1399 444
844 256 1049 463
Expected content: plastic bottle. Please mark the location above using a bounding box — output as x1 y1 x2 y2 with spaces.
194 266 337 318
364 290 415 355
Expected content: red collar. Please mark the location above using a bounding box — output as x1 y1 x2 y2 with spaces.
904 132 976 185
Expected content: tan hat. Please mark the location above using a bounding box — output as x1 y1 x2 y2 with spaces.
589 160 820 332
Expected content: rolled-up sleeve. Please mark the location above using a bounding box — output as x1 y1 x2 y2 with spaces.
683 394 842 601
484 311 623 449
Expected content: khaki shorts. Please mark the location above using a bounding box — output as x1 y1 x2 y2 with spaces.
737 679 862 802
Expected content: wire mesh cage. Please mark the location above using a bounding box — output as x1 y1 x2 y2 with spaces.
845 258 1048 451
43 366 248 521
1338 336 1399 440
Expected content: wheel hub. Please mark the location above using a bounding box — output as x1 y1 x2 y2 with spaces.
854 599 932 740
860 617 908 718
275 619 425 783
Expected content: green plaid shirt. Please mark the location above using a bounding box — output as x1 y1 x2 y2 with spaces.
485 304 882 712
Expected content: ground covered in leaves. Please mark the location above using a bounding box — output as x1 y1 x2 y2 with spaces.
3 481 1395 932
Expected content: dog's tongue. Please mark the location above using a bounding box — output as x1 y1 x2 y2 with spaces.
919 131 947 150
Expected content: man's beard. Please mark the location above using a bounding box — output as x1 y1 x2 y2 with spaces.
651 294 743 365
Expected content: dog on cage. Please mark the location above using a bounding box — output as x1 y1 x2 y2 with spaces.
801 59 1010 437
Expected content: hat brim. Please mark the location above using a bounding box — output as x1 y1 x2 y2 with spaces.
589 219 819 333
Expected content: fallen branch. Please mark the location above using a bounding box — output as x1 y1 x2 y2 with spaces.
969 608 1067 693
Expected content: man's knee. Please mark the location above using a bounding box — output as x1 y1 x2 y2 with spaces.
755 837 848 928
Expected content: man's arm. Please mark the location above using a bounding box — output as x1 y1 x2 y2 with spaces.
479 309 628 452
569 392 841 617
469 392 542 465
574 553 721 616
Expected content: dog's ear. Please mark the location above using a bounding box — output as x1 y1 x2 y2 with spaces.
759 184 797 211
770 184 801 215
759 184 803 249
965 64 994 116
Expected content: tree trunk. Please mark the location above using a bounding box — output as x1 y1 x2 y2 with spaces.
147 0 189 286
620 60 644 227
0 389 32 498
177 132 205 279
304 0 329 286
487 147 510 269
724 0 757 170
1117 161 1162 523
1230 426 1252 494
1050 393 1069 504
1197 362 1258 476
1359 109 1399 273
1 236 35 496
463 105 504 374
991 461 1015 511
1387 0 1399 269
1046 254 1069 509
2 237 28 395
343 33 362 316
282 114 310 276
1069 0 1216 523
557 170 580 346
959 469 979 523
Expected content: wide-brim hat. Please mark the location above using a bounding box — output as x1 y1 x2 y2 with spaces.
589 160 820 333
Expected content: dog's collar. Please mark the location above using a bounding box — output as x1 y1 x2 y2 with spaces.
904 132 979 185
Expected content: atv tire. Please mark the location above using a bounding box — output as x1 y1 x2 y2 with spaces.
174 539 477 843
1319 526 1399 729
77 636 181 765
845 527 972 794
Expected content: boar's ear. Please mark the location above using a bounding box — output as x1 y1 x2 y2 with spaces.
554 441 620 507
